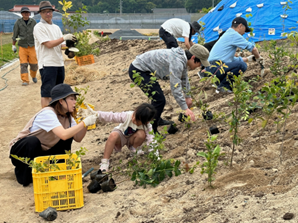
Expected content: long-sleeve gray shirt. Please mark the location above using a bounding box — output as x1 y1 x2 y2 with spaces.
132 47 190 110
12 18 36 48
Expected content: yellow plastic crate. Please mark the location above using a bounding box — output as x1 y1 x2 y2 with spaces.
75 103 96 130
32 154 84 212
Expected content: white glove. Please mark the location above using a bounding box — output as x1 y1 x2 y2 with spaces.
63 34 76 41
247 55 255 62
12 45 17 52
84 103 98 116
82 114 98 127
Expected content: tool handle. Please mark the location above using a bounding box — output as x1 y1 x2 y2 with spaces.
82 167 94 178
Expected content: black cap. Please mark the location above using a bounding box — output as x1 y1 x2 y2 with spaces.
49 84 79 105
191 21 201 33
21 7 30 13
232 17 251 32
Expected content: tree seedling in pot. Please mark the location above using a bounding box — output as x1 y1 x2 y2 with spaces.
167 123 178 134
202 110 213 120
178 113 188 122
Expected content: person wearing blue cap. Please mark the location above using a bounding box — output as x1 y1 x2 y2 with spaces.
204 17 263 94
9 84 97 186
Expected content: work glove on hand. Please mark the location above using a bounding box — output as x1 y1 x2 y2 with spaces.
84 103 98 115
82 114 98 127
63 34 76 42
12 45 17 53
247 55 255 62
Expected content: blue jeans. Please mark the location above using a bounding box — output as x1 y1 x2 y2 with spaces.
206 60 247 90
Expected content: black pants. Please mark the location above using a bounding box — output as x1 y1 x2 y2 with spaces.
129 64 166 133
159 27 178 49
10 136 73 187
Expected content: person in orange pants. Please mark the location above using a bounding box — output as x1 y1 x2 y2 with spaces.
19 46 38 85
12 6 38 86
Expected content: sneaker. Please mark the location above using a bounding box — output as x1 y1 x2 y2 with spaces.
22 82 28 86
215 87 233 94
211 84 218 89
99 159 109 172
129 146 144 156
32 77 37 83
158 118 174 126
198 71 209 79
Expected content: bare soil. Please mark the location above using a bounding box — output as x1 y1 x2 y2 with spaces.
1 37 298 223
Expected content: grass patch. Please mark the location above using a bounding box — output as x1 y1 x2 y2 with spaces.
0 43 19 68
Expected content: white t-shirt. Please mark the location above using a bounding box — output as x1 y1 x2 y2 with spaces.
30 110 77 133
33 18 64 69
161 18 191 38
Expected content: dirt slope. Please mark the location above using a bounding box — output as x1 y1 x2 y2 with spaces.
1 38 298 223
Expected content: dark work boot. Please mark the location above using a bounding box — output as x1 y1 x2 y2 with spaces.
158 118 174 126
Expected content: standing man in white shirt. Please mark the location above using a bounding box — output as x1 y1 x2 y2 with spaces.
34 1 76 108
159 18 201 50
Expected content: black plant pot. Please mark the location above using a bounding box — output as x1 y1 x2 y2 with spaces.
90 169 103 180
209 126 220 135
95 174 108 183
100 178 116 192
202 111 213 120
168 123 178 134
87 179 101 193
39 207 57 221
178 113 188 122
248 107 257 114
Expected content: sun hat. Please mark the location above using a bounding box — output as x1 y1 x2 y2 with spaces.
190 21 201 34
232 17 251 32
49 84 79 105
189 44 210 67
38 1 55 13
21 7 31 13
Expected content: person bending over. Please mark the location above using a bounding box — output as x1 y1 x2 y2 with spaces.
159 18 201 49
128 44 210 134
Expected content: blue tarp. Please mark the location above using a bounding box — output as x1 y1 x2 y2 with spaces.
184 0 298 43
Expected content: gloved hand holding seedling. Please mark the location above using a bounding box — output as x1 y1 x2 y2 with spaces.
82 114 98 127
63 34 76 41
64 36 79 59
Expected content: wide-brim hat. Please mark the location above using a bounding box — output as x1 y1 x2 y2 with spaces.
38 1 55 13
190 21 201 34
21 7 31 13
49 84 79 105
189 44 210 67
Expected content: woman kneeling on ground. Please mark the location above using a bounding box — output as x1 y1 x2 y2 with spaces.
9 84 97 186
